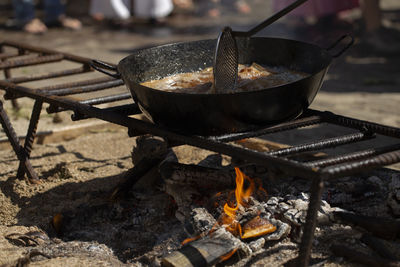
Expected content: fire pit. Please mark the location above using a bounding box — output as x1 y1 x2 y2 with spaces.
1 41 400 266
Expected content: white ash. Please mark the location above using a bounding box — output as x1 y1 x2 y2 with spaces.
264 193 338 227
189 207 217 235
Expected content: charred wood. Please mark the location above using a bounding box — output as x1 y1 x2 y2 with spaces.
361 234 400 261
331 244 400 267
334 211 400 240
111 135 169 199
159 161 235 190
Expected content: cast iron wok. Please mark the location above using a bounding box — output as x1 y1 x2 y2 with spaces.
92 35 352 136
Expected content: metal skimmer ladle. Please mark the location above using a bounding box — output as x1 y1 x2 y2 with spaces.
213 0 309 93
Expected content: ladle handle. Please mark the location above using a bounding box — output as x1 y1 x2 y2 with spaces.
233 0 309 37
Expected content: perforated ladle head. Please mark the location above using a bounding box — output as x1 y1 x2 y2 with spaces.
213 0 309 93
213 27 238 92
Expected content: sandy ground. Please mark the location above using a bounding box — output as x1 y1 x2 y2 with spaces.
1 1 400 266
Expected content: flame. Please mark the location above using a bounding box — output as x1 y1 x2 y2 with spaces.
220 167 255 237
224 167 255 217
220 167 276 240
219 248 238 262
181 235 201 246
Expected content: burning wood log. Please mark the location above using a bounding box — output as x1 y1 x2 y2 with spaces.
161 228 249 267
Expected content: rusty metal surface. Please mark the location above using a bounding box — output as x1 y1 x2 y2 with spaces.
0 54 64 69
5 66 91 84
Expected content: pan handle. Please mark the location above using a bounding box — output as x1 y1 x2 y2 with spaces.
326 35 354 58
90 60 121 79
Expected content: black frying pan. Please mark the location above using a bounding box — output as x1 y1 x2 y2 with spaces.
92 36 352 136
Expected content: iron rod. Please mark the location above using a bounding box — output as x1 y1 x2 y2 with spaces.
318 110 400 138
4 66 91 84
268 131 375 157
0 45 20 111
0 100 39 181
36 76 117 91
17 100 43 179
2 40 109 65
71 103 141 121
0 54 64 69
47 93 131 113
0 52 19 60
211 115 323 142
38 79 124 96
306 143 400 168
79 92 131 105
297 177 324 267
322 149 400 178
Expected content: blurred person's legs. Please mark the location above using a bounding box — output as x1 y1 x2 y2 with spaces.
134 0 173 23
43 0 65 23
12 0 35 24
361 0 381 32
90 0 131 21
44 0 82 30
12 0 47 33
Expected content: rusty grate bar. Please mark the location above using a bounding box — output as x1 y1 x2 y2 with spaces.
2 40 100 65
0 52 20 60
212 114 324 142
79 93 131 105
47 92 132 113
268 131 375 157
306 143 400 168
322 149 400 178
72 103 141 121
320 110 400 138
51 93 132 114
0 54 64 69
37 79 123 97
3 74 115 100
4 66 91 84
36 76 116 92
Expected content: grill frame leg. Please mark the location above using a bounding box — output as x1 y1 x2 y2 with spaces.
296 177 324 266
16 100 43 179
0 99 39 182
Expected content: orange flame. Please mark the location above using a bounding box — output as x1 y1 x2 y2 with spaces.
220 167 256 238
223 167 255 217
182 167 275 250
181 235 201 246
219 248 238 262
